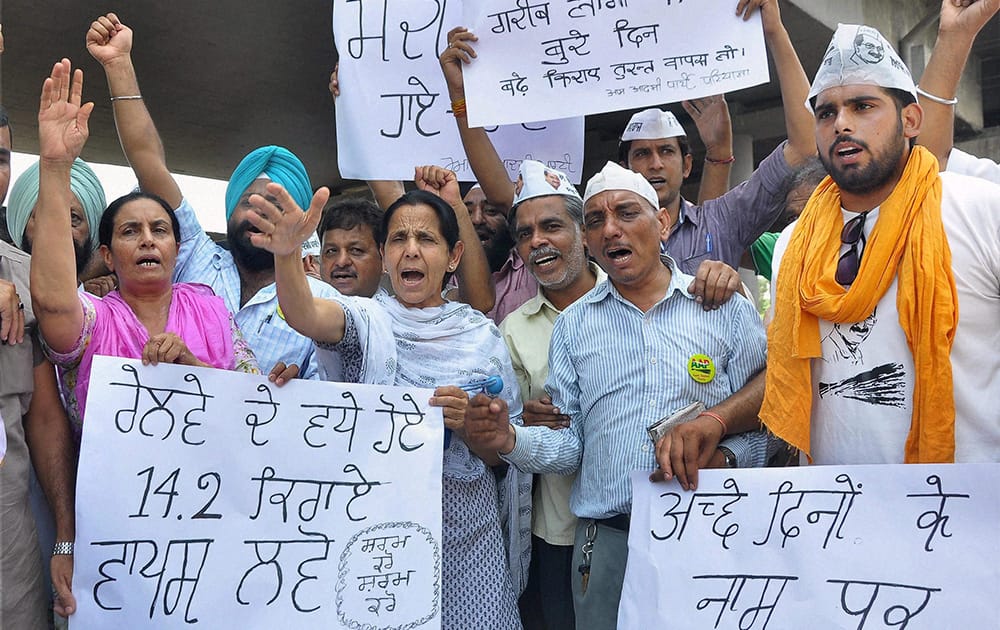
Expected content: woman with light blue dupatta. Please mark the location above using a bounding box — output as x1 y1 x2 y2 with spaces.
243 171 529 629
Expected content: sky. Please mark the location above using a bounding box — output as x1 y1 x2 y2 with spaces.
10 151 230 234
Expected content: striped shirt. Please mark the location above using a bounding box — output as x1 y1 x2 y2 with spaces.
171 198 339 379
504 256 774 519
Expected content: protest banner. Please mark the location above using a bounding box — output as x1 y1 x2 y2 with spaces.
461 0 770 127
71 356 444 629
620 464 1000 628
333 0 584 183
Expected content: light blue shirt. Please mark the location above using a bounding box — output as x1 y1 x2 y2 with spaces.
171 198 338 379
504 256 775 519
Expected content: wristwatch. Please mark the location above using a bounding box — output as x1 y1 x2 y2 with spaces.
718 446 737 468
52 541 74 556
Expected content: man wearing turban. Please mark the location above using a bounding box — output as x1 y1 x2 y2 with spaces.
6 157 106 277
86 13 361 382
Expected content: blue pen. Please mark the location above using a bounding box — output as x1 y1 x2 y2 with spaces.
257 312 273 334
445 376 504 448
706 232 713 254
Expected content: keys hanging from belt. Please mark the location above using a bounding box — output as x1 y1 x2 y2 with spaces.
577 520 598 594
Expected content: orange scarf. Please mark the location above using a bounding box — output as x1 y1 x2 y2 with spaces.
762 146 958 463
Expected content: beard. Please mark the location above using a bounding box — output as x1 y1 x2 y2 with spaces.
821 128 906 196
227 220 275 272
530 234 587 291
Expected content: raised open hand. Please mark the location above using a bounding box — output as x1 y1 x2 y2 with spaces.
246 182 330 257
38 59 93 164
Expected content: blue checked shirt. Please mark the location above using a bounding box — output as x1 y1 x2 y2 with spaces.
171 198 338 379
503 256 777 519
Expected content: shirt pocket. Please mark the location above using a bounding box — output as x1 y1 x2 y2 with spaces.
256 319 313 373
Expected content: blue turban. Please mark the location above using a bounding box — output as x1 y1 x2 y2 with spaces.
6 158 107 251
224 145 312 221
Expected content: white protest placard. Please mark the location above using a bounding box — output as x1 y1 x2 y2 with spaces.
333 0 585 183
461 0 770 127
71 356 443 629
620 464 1000 629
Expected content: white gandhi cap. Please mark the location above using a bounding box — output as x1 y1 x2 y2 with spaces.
583 161 660 211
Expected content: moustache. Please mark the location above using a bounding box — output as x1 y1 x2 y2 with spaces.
830 135 870 156
529 246 562 264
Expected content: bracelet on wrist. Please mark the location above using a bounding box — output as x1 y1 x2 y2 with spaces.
698 410 728 436
915 85 958 106
52 541 74 556
110 94 143 102
451 98 467 118
705 155 736 165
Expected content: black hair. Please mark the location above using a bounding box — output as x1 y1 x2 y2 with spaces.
885 88 919 148
98 191 181 248
382 190 461 287
808 86 919 148
617 135 691 166
317 197 384 246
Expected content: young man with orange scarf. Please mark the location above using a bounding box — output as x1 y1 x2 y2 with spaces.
761 23 1000 465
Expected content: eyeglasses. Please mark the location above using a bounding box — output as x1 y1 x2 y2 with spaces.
835 211 869 286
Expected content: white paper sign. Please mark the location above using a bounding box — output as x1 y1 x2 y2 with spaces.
333 0 585 183
462 0 770 127
620 464 1000 629
71 356 444 629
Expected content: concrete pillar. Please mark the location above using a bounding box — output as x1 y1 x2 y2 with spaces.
732 133 754 186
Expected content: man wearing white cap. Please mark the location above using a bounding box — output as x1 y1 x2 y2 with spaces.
760 22 1000 467
617 0 817 286
498 160 602 629
467 161 780 629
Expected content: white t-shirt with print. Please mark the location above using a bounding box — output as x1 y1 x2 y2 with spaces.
771 172 1000 464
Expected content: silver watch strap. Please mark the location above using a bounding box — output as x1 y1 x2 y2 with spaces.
52 541 75 556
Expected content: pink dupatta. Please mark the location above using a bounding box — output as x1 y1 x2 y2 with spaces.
55 283 234 429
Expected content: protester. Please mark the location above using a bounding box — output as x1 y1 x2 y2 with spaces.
7 157 106 279
466 161 781 630
244 165 529 629
1 242 77 627
316 197 386 297
29 59 260 433
87 13 330 380
327 63 499 314
760 23 1000 464
499 160 604 630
